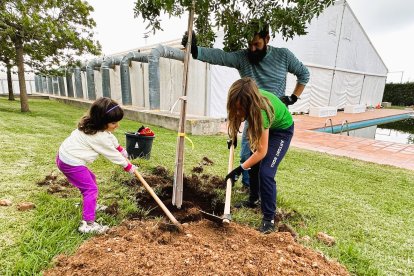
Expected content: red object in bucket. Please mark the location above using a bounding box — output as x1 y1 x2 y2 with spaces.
136 126 155 136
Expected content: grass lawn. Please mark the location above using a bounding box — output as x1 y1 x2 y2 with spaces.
1 97 413 276
385 105 412 110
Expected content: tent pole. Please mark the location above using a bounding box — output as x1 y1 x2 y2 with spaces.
328 1 346 106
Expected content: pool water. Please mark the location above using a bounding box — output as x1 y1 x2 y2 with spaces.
375 118 414 144
340 118 414 144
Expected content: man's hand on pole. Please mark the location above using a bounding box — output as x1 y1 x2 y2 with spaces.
181 31 198 59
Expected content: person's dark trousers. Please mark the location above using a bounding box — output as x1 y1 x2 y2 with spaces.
248 124 294 221
240 121 251 187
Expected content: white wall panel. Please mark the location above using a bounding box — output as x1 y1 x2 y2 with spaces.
269 2 344 68
336 5 388 75
94 71 103 99
309 67 333 108
111 66 122 103
329 71 363 108
81 72 87 99
159 58 183 113
130 61 146 108
209 65 239 118
360 75 386 107
187 59 208 116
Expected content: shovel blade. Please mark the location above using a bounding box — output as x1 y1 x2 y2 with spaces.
200 210 224 224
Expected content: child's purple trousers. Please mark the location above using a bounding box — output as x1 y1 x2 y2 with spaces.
56 156 98 221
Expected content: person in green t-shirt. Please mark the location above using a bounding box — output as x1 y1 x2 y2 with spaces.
225 77 294 234
182 24 309 192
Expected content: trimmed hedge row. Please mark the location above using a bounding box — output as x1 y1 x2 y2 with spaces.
383 82 414 106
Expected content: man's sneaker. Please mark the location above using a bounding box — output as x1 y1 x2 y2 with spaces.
234 199 260 209
78 221 109 234
259 219 275 234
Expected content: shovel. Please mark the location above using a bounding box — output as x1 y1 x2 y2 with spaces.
200 142 235 224
133 170 184 232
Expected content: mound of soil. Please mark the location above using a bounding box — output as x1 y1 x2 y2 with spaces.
41 161 349 275
44 220 348 275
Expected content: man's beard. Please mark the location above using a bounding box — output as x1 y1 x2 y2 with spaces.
247 45 267 64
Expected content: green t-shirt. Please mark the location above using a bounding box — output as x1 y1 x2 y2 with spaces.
260 89 293 130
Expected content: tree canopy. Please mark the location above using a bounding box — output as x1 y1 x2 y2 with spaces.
134 0 334 51
0 0 101 111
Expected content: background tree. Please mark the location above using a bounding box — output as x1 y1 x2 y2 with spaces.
0 33 16 101
134 0 334 51
0 0 101 112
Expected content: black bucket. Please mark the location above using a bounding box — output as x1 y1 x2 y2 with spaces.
125 132 155 160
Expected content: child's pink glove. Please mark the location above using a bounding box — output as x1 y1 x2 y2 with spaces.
125 164 137 175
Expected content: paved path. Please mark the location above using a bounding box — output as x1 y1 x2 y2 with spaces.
291 109 414 170
220 108 414 170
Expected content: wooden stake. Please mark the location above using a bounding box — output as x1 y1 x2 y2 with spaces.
172 0 195 209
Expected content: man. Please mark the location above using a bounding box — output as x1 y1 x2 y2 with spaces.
182 24 309 196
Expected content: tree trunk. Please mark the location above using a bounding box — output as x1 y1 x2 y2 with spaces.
14 37 29 112
6 61 15 101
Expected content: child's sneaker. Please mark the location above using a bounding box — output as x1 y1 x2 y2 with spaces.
78 220 109 234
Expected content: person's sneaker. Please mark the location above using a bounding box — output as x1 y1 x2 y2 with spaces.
78 221 109 234
234 199 260 209
258 219 275 234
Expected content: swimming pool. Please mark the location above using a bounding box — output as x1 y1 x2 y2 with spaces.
314 113 414 144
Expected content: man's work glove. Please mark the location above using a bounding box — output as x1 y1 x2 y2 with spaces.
181 31 198 59
227 138 237 149
225 165 248 185
279 94 298 106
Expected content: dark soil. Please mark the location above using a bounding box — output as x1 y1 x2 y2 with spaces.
41 159 349 275
37 172 73 198
124 165 225 222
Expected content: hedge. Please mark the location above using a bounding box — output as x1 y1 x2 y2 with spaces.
383 82 414 106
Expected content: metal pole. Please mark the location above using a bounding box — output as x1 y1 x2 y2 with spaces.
172 0 195 209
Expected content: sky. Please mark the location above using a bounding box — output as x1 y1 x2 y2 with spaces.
86 0 414 83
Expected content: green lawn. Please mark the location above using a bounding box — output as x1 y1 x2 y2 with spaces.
1 97 413 276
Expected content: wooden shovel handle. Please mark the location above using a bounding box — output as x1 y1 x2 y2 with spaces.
134 170 184 232
222 144 235 224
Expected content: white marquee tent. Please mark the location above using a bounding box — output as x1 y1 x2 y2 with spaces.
32 0 387 121
206 0 388 117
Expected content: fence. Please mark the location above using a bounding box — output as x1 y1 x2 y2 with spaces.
0 78 35 95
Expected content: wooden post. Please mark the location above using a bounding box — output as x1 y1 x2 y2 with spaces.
172 0 195 209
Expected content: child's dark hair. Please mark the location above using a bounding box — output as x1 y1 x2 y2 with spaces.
78 97 124 135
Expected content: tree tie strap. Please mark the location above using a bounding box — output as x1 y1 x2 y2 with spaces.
177 132 194 150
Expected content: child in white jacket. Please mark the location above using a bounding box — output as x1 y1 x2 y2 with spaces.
56 97 136 234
